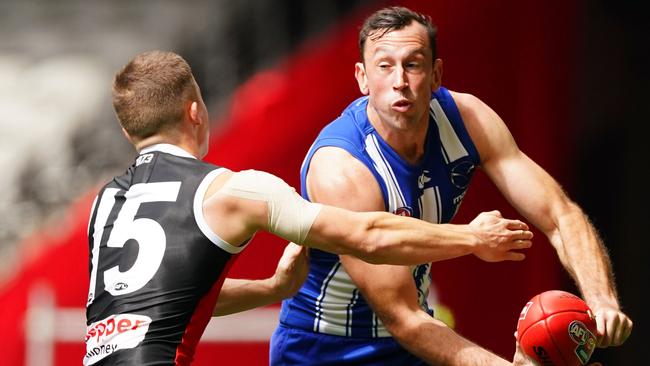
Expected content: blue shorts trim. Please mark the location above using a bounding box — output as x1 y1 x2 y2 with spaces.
270 324 426 366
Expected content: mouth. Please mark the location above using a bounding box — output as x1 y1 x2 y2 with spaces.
391 99 412 112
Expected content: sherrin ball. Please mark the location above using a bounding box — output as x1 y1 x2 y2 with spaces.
516 290 598 366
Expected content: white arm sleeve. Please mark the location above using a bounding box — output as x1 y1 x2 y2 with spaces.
219 170 323 244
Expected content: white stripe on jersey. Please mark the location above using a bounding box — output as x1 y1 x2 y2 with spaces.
87 188 119 306
346 289 360 336
430 99 469 163
193 168 248 254
365 134 407 209
419 185 442 224
87 196 98 236
313 262 357 335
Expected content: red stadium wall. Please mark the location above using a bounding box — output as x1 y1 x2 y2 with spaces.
0 0 579 364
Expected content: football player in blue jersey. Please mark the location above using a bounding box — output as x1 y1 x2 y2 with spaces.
267 6 632 366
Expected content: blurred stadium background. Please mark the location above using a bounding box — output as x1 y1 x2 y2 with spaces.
0 0 645 364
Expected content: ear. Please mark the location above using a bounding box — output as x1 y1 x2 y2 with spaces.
432 58 443 91
354 62 369 95
188 101 200 125
121 127 134 144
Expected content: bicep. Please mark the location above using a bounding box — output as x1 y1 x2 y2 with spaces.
454 91 573 236
306 146 384 212
302 146 386 254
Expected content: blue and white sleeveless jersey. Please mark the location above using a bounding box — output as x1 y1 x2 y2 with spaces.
278 87 480 338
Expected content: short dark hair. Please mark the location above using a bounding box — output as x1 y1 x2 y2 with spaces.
112 50 197 140
358 6 437 62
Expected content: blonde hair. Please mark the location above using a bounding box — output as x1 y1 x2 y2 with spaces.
112 51 197 139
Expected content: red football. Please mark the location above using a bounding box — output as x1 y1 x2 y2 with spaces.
516 290 598 366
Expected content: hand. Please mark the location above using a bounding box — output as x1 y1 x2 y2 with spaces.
469 210 533 262
590 302 633 348
512 341 536 366
271 243 309 299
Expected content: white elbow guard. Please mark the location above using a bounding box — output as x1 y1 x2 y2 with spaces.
219 170 322 244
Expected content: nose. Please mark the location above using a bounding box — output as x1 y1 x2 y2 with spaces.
393 66 408 91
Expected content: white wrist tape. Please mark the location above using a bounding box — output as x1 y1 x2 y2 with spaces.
219 170 322 244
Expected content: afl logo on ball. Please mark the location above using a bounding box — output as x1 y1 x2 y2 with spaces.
568 320 596 364
394 207 413 217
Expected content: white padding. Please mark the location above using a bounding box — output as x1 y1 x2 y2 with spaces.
220 170 322 244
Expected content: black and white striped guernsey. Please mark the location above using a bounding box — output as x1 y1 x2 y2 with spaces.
85 144 244 366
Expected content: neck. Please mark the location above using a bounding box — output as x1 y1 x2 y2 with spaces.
134 135 201 159
367 110 428 165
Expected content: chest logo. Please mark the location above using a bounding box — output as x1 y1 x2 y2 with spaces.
418 170 432 189
450 161 475 189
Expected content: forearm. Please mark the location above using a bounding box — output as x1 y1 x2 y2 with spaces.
388 311 511 366
212 278 279 316
362 212 480 264
550 203 618 307
306 207 478 265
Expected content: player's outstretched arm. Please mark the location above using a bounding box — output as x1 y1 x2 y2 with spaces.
212 243 308 316
305 206 533 265
207 169 533 266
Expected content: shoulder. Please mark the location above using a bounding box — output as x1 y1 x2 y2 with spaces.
448 90 493 123
307 146 383 211
447 90 518 164
318 97 369 141
310 147 373 187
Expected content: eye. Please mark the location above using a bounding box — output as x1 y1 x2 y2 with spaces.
406 62 421 69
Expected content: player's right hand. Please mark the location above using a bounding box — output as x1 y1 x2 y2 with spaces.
512 341 536 366
469 210 533 262
272 243 309 299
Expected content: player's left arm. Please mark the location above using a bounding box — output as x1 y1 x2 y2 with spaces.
212 243 308 316
452 91 633 347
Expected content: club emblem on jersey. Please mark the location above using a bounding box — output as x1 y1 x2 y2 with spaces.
450 161 475 189
418 170 432 189
394 207 413 216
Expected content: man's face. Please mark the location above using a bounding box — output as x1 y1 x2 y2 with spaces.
356 22 441 131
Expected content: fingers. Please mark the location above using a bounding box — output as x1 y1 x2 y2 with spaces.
509 229 533 241
489 209 502 217
506 220 529 231
615 316 633 345
504 251 526 261
595 309 633 347
513 239 532 249
283 242 305 257
504 220 533 240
